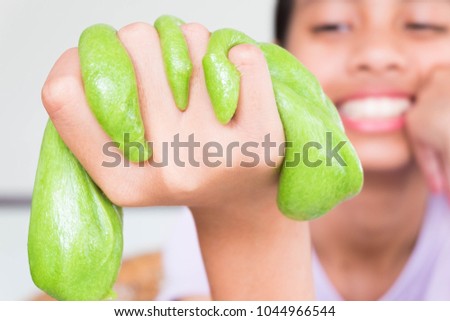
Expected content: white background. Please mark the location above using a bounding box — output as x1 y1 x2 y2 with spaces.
0 0 275 300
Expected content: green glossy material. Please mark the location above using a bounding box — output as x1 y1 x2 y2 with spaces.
202 29 257 124
259 43 363 219
155 15 193 110
29 15 363 301
28 121 123 301
29 24 146 301
159 18 363 219
79 24 150 162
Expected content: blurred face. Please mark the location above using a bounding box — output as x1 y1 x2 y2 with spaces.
286 0 450 172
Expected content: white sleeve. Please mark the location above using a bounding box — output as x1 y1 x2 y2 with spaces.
155 207 210 300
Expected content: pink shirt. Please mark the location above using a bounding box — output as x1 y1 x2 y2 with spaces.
156 194 450 300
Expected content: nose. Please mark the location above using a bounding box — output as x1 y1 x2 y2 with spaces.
348 31 407 76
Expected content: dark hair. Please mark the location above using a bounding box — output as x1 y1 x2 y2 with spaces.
275 0 295 47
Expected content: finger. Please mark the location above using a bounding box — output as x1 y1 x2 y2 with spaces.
228 44 281 132
117 22 180 143
41 48 164 206
412 142 444 194
179 23 215 120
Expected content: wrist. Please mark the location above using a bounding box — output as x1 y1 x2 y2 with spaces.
189 186 314 300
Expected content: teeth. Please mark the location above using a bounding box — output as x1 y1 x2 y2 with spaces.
340 98 411 120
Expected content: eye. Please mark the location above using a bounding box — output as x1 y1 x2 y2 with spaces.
405 23 447 33
311 23 352 34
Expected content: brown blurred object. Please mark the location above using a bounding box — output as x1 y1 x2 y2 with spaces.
31 252 162 301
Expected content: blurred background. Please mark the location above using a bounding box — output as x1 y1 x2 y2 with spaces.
0 0 275 300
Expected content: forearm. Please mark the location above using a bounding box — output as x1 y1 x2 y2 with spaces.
190 188 315 301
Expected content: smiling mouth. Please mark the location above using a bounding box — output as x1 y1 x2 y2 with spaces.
339 97 412 120
337 97 414 133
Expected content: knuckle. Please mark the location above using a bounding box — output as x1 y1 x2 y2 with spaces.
118 21 158 42
181 22 210 41
41 73 78 119
229 44 264 67
105 190 128 208
162 169 201 200
102 176 141 207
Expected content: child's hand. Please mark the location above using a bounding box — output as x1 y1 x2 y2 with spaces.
41 22 312 300
41 22 284 210
407 67 450 200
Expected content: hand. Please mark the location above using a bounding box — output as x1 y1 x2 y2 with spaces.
41 21 313 300
41 22 284 210
407 66 450 200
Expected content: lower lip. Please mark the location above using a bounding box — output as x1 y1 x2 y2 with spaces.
340 114 406 133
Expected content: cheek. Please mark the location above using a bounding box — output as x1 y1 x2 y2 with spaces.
407 40 450 77
288 43 348 97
